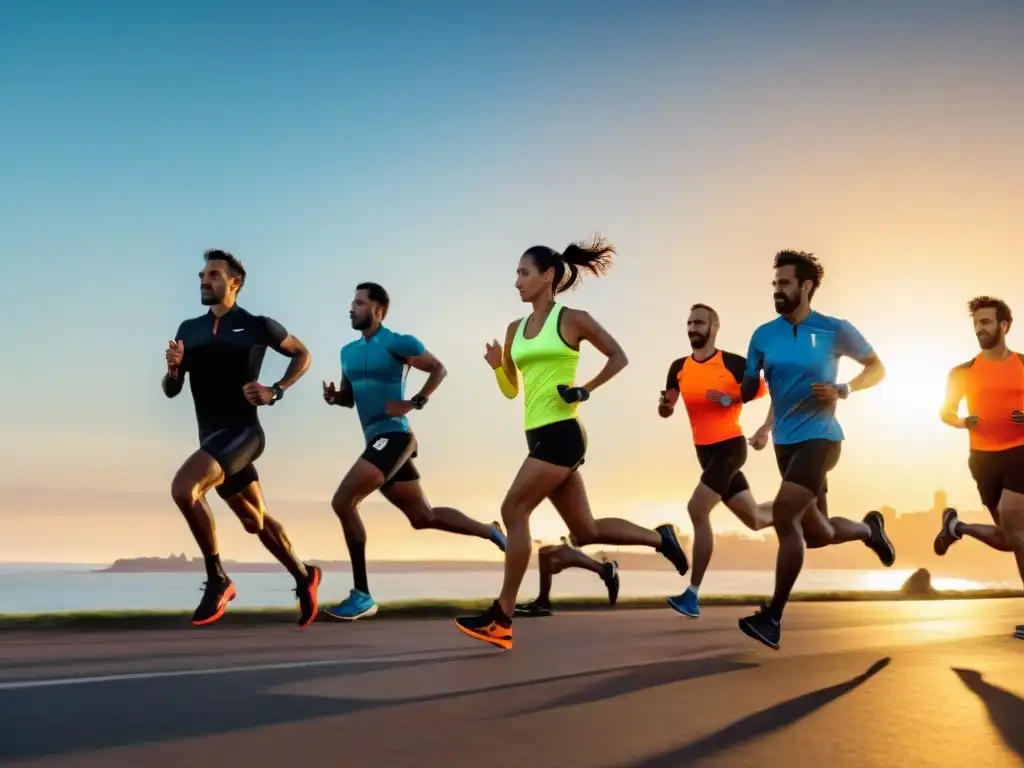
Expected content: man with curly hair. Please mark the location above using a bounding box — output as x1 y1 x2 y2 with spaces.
934 296 1024 640
735 250 895 650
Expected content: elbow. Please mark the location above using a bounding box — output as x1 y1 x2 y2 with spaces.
872 360 886 382
615 350 629 370
435 362 448 381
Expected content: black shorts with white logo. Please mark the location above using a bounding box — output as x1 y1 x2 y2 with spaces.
774 438 841 513
525 418 587 470
361 431 420 488
200 423 266 499
695 435 749 502
968 444 1024 521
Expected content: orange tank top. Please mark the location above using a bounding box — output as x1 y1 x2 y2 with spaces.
955 352 1024 452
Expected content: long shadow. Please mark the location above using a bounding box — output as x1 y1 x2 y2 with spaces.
631 657 891 766
0 647 744 760
952 668 1024 759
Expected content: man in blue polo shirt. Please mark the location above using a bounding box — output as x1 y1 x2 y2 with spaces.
737 250 895 650
322 282 507 620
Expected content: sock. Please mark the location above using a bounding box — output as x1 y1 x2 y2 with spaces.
204 554 227 582
687 583 700 596
349 541 369 594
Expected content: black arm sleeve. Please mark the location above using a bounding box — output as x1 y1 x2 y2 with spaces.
664 357 686 391
260 316 290 351
337 374 355 408
740 376 762 403
721 352 747 386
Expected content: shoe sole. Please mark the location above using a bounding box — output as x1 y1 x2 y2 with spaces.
298 567 322 629
666 597 699 619
324 603 378 622
738 618 780 650
454 620 513 650
867 512 896 567
657 525 689 576
192 583 237 627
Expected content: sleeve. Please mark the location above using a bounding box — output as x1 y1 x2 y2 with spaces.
723 352 767 400
258 315 290 350
174 322 190 371
834 319 875 363
744 330 764 378
387 333 427 361
664 357 685 391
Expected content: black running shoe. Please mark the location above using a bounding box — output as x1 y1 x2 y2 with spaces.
601 560 620 606
739 604 781 650
455 601 514 650
933 508 962 556
864 510 896 567
655 524 689 576
514 600 554 617
295 564 322 629
192 578 236 626
1014 624 1023 639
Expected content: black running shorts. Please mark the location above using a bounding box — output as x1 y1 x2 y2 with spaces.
361 431 420 487
695 435 750 502
200 424 266 499
526 418 587 470
968 444 1024 521
774 438 841 506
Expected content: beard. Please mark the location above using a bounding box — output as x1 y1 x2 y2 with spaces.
774 292 800 315
688 332 709 350
200 287 221 306
977 329 1003 350
351 314 371 330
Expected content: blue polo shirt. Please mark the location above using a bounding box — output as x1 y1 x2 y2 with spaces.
744 311 875 445
340 325 425 442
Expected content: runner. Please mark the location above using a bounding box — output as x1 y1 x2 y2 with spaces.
163 249 321 628
659 303 776 619
933 296 1024 640
514 534 619 617
454 237 689 650
735 250 895 650
322 282 507 620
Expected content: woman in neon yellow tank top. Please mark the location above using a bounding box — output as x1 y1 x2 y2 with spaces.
455 236 690 650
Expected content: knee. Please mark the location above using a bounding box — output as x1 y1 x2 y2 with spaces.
804 529 832 549
239 512 264 534
569 524 598 547
406 505 435 530
331 489 354 518
500 498 530 529
687 496 711 524
1003 526 1024 551
170 477 198 508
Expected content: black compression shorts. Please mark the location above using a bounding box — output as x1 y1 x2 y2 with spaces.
526 418 587 470
774 438 841 512
200 424 266 499
968 444 1024 522
695 436 749 502
361 431 420 488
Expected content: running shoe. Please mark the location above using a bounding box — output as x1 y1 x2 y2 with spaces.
655 524 689 576
739 604 781 650
490 521 507 552
192 578 236 626
324 588 378 621
514 600 554 617
295 564 322 628
933 508 962 556
864 510 896 566
601 560 620 606
667 588 700 619
455 600 513 650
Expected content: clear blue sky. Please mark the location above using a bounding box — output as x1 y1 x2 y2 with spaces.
2 1 1023 561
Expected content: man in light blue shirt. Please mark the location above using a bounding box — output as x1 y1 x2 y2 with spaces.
321 282 507 620
736 250 895 650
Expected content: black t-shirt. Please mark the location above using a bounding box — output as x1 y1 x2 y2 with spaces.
174 306 288 438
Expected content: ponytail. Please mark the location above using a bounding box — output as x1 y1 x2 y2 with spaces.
523 235 616 295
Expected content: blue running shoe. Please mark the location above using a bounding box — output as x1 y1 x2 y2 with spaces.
667 588 700 619
490 521 507 552
324 589 378 621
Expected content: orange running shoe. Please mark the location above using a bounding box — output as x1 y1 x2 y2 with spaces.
192 578 237 626
455 601 513 650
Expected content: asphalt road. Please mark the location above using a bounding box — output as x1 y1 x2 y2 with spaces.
0 599 1021 767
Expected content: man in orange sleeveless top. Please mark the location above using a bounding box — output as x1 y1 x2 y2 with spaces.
659 303 775 619
934 296 1024 639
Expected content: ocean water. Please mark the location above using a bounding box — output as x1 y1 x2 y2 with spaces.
0 565 1004 614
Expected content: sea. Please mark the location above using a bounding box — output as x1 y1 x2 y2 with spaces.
0 564 1009 614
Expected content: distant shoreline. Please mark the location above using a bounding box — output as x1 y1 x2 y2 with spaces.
1 590 1019 631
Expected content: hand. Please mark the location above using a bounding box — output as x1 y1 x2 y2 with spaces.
385 400 415 417
705 389 732 408
484 340 503 370
557 384 590 404
1012 411 1024 424
165 340 184 374
659 388 679 408
243 381 274 406
322 380 340 405
811 383 841 402
963 415 979 429
748 424 771 451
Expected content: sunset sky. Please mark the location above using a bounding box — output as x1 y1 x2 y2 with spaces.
1 2 1022 563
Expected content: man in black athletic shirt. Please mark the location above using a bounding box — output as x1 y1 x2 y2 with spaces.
163 249 321 628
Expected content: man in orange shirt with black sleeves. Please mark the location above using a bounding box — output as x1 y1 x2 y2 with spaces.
658 303 775 619
934 296 1024 640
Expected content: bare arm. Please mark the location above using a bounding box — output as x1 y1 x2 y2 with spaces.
405 350 447 401
566 310 628 393
847 352 886 394
502 320 520 394
940 369 967 428
762 402 774 429
272 334 312 392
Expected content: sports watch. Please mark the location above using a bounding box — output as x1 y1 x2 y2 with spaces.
269 383 284 405
410 394 428 410
837 384 850 400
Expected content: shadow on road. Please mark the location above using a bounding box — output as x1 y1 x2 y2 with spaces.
952 668 1024 760
630 657 891 767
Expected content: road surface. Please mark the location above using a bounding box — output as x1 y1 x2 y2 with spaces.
0 599 1021 767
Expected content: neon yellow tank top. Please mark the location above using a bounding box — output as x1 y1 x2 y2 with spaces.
510 303 581 431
